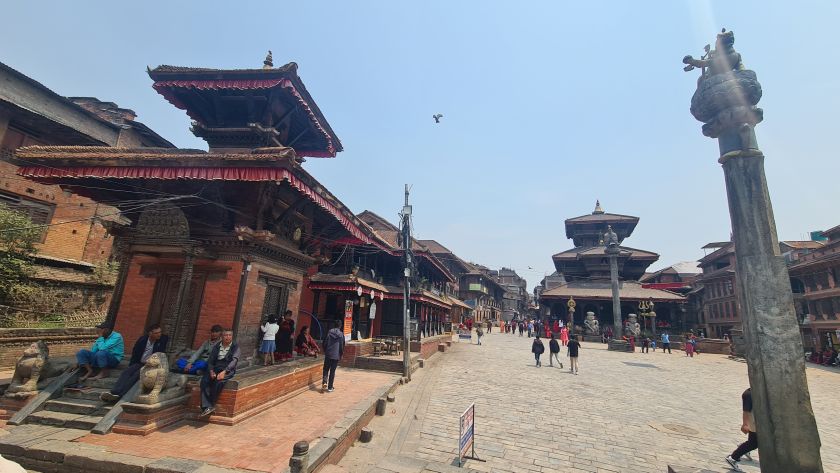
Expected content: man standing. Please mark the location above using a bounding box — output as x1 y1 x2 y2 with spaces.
567 335 581 375
178 324 223 374
726 388 757 471
76 323 124 381
661 332 672 354
485 319 492 334
322 321 345 393
199 329 239 417
101 324 168 402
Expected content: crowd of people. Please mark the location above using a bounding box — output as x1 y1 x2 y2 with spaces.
72 310 344 418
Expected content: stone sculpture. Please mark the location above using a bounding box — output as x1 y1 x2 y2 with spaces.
134 352 188 405
5 341 48 397
604 225 619 249
583 312 600 335
624 314 641 338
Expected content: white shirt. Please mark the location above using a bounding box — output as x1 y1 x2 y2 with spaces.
217 342 232 360
141 339 155 363
261 322 280 340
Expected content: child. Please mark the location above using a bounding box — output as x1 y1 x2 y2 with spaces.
650 338 657 351
476 326 484 345
532 336 545 367
260 316 280 366
549 333 563 368
567 335 581 374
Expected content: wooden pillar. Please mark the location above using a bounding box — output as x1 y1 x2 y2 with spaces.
105 239 131 327
171 250 196 342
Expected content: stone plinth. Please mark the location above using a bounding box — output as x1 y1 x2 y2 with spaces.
608 340 632 352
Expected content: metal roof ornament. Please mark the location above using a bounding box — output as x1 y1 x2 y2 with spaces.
263 50 273 69
593 200 604 215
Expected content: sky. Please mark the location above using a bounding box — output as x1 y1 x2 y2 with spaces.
2 1 839 290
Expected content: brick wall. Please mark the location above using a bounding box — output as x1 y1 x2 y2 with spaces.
114 256 163 353
0 160 115 265
0 327 97 368
339 340 374 367
186 360 322 425
410 334 450 359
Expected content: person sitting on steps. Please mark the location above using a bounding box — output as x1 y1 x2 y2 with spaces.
176 325 223 374
100 324 168 402
199 329 239 417
76 323 124 382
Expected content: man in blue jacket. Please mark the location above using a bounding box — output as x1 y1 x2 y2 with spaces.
76 323 124 381
100 324 168 402
199 329 239 417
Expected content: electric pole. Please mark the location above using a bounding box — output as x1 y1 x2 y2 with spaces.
400 185 413 380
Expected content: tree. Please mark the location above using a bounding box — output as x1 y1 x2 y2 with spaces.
0 204 40 304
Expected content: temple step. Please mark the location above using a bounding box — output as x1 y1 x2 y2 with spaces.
43 398 111 416
26 410 103 430
62 386 111 402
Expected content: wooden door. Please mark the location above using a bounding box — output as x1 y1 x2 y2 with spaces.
147 272 207 354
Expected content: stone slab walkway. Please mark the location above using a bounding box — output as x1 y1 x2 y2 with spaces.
335 331 840 473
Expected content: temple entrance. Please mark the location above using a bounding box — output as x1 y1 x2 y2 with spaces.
147 271 207 355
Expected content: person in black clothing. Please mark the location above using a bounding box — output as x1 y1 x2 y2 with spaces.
567 335 581 375
275 310 295 361
549 333 563 368
200 329 239 417
322 321 345 392
726 388 757 470
100 324 168 402
531 336 545 367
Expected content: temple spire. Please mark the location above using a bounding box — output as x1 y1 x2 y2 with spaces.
593 200 604 215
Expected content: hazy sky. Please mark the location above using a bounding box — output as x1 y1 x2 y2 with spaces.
2 1 838 290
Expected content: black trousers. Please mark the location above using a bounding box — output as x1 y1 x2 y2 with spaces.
731 432 758 461
110 363 141 396
200 365 231 409
663 343 671 353
322 358 338 389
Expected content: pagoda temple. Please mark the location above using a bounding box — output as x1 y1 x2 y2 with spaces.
13 55 392 428
539 201 686 335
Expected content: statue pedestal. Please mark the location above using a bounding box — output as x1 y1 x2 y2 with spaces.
581 335 602 343
0 393 35 420
607 340 632 352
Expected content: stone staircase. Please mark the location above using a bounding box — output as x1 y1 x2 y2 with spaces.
24 362 127 430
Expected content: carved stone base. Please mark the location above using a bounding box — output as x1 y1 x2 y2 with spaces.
608 340 632 352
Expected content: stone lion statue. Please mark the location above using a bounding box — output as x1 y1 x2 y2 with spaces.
134 352 188 405
624 314 641 338
583 312 600 335
5 341 48 397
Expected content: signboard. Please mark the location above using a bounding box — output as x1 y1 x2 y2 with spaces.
458 329 472 342
458 403 483 466
343 300 354 341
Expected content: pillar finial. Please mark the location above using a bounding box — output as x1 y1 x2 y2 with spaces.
263 50 273 69
593 200 604 214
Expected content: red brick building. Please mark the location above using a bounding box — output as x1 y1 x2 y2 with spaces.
0 62 172 324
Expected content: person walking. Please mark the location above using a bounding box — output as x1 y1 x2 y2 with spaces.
518 321 524 337
560 326 569 346
486 319 492 334
322 321 345 393
725 388 757 471
567 335 581 374
549 333 563 368
642 337 651 354
476 325 484 345
685 334 696 357
661 332 671 354
527 320 533 338
532 335 545 367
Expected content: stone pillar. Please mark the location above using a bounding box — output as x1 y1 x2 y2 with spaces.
683 31 822 472
608 250 621 339
288 440 310 473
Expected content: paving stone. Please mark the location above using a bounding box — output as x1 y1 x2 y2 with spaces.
145 456 206 473
64 449 151 473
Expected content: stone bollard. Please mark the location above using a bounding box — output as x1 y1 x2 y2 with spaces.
418 359 425 368
359 427 373 443
386 393 395 402
289 440 309 473
376 397 387 416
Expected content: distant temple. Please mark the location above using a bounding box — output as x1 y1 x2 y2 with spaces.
539 201 686 333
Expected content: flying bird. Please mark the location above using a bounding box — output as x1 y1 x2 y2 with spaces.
433 114 443 123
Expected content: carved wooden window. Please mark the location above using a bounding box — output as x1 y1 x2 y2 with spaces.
0 191 55 242
262 282 291 318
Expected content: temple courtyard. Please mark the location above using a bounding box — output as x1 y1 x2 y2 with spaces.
331 332 840 473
